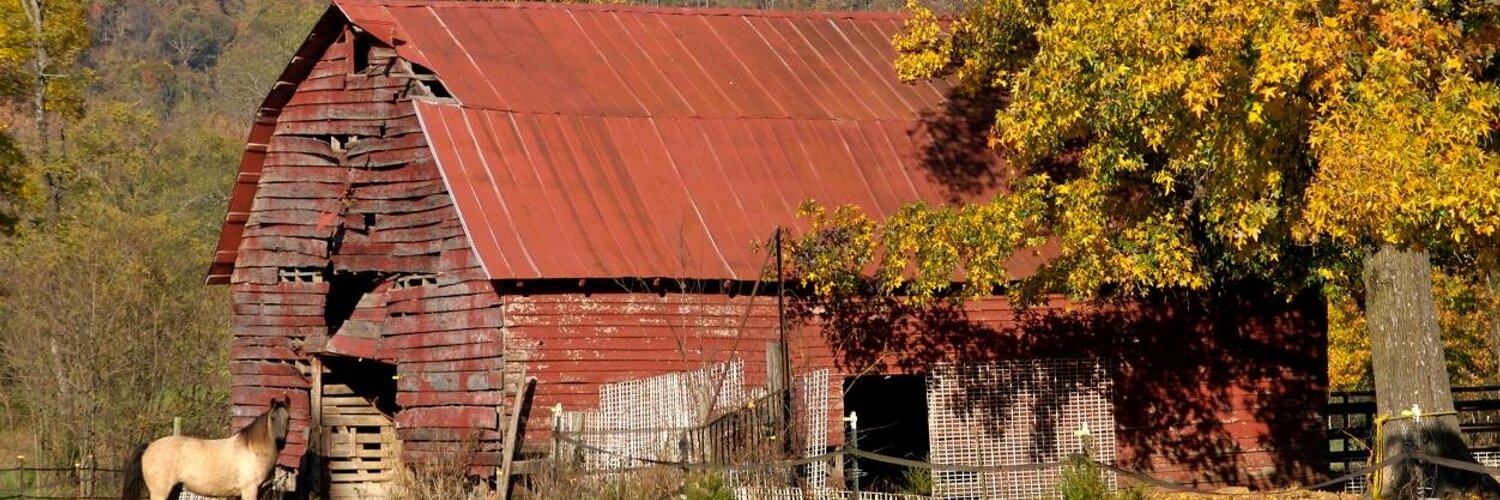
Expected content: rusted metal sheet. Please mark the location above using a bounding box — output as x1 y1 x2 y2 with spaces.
416 102 1023 280
336 0 943 120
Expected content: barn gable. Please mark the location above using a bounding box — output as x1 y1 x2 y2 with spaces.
217 6 513 493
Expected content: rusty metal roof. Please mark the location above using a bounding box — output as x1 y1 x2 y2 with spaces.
211 1 1023 283
336 0 950 120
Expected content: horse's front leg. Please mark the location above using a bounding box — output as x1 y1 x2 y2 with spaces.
240 483 260 500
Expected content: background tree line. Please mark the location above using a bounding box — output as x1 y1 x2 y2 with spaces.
0 0 324 467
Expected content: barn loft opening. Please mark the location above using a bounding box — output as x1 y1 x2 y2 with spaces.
325 271 382 336
410 63 451 99
843 374 929 491
351 32 371 74
280 267 326 284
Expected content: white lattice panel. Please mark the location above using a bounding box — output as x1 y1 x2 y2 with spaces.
795 369 831 488
926 359 1116 499
734 487 930 500
561 361 748 469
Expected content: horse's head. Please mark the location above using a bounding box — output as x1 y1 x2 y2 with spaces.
269 397 290 450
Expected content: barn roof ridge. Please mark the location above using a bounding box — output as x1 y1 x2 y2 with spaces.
411 96 948 122
334 0 913 22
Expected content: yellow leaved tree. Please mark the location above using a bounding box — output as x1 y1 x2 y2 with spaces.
0 0 89 230
791 0 1500 495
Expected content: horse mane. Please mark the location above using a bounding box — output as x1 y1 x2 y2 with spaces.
236 408 273 448
236 401 286 450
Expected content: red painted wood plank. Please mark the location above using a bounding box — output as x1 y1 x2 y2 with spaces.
233 303 325 317
398 427 505 443
383 329 502 350
232 312 327 329
231 361 304 377
386 294 500 315
397 371 504 393
397 390 505 408
233 291 326 306
396 342 505 363
350 180 449 199
321 335 384 360
232 346 300 360
230 267 279 285
330 253 441 272
397 407 498 429
232 336 297 349
252 181 348 200
233 282 331 294
273 121 384 137
387 309 503 335
278 101 409 122
348 194 451 214
233 387 311 406
397 357 505 373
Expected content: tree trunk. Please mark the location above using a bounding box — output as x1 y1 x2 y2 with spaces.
19 0 57 218
1365 244 1499 498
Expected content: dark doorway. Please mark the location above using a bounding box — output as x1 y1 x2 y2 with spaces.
324 272 381 336
316 356 400 499
843 374 929 492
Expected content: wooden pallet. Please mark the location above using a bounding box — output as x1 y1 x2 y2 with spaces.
321 382 398 499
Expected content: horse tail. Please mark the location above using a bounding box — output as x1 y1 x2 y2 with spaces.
120 442 148 500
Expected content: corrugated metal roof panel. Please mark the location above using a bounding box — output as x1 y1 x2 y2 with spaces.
413 101 1028 281
337 0 930 121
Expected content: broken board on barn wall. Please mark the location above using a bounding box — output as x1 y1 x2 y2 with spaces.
318 359 401 499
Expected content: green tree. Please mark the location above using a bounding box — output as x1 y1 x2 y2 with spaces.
791 0 1500 495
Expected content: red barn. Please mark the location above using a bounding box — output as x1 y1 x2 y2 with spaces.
209 0 1329 496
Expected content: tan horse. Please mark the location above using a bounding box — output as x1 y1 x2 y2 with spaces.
122 398 290 500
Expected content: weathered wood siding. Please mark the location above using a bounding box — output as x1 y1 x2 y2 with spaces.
229 30 511 471
503 293 790 444
505 290 1324 487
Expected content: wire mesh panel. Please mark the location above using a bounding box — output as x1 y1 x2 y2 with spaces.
796 368 831 489
926 358 1116 499
734 487 931 500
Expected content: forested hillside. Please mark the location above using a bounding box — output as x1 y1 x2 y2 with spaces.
0 0 324 465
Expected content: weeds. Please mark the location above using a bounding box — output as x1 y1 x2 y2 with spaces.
1056 452 1147 500
899 463 933 496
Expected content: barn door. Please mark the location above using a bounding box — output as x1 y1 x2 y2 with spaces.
315 356 400 499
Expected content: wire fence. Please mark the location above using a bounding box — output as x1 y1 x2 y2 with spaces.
0 465 281 500
551 429 1500 498
0 465 121 500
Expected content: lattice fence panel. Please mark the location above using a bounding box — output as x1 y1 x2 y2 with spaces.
926 358 1116 499
795 369 831 489
734 487 930 500
560 361 748 469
